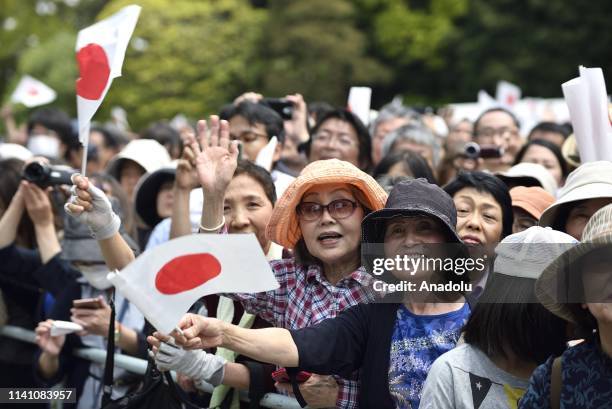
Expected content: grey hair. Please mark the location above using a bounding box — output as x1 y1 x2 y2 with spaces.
381 123 441 166
370 100 422 137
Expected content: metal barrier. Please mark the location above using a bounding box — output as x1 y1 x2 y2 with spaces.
0 325 302 409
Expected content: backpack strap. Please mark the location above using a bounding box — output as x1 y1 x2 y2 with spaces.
550 357 562 409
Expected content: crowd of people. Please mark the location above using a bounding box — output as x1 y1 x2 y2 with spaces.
0 92 611 409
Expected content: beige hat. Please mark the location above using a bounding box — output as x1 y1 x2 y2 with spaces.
496 162 558 195
536 203 612 323
106 139 171 180
561 134 580 169
539 161 612 228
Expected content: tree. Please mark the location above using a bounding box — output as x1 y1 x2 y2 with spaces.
256 0 391 106
99 0 267 130
442 0 612 102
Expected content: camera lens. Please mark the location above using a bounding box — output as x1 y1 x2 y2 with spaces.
23 162 45 183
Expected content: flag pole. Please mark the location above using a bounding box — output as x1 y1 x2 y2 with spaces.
81 139 88 176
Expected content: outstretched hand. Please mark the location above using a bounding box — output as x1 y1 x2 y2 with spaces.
191 116 239 196
149 313 225 351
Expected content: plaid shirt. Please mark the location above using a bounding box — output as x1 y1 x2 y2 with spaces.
227 258 378 408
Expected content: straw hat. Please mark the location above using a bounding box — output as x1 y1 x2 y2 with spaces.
266 159 387 249
536 203 612 323
510 186 555 220
539 161 612 228
495 162 558 195
561 134 580 169
106 139 171 180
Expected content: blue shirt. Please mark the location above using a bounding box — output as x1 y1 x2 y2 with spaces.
519 340 612 409
389 303 470 409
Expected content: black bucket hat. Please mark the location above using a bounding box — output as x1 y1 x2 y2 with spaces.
134 166 176 228
362 178 462 244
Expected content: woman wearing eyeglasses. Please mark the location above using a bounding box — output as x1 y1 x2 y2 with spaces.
188 117 387 408
66 117 387 409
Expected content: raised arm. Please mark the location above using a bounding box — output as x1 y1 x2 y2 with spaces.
65 174 135 270
170 131 201 239
0 182 25 249
191 116 239 232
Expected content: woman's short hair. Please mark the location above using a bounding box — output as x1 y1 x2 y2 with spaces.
0 158 35 248
514 139 569 180
233 160 277 205
463 275 567 364
444 171 514 239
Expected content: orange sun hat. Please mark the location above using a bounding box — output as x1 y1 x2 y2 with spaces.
266 159 388 249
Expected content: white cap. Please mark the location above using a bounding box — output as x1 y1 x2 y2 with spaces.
496 162 558 195
105 139 171 179
0 143 33 161
494 226 577 279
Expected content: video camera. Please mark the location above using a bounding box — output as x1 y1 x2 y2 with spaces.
463 142 504 160
22 162 76 188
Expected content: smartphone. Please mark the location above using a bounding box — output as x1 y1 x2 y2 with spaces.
271 368 312 383
260 98 294 120
73 298 102 309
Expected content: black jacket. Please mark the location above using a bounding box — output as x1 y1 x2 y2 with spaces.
290 302 400 409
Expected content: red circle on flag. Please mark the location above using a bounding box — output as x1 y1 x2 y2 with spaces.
76 43 111 100
155 253 222 295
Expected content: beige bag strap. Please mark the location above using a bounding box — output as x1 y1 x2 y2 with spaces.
550 357 562 409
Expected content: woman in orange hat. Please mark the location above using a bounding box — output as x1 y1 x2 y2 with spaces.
186 116 387 408
66 116 388 409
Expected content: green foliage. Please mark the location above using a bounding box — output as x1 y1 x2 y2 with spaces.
4 0 612 129
372 0 468 67
441 0 612 101
100 0 266 130
257 0 391 106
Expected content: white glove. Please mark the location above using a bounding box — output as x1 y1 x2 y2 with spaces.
64 174 120 240
154 341 227 387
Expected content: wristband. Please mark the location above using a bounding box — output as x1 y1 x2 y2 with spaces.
198 216 225 232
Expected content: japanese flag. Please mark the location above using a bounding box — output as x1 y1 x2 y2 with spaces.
496 81 521 108
107 234 279 334
10 75 57 108
75 5 141 147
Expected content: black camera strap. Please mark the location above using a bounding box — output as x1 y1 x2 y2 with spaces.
102 290 116 407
